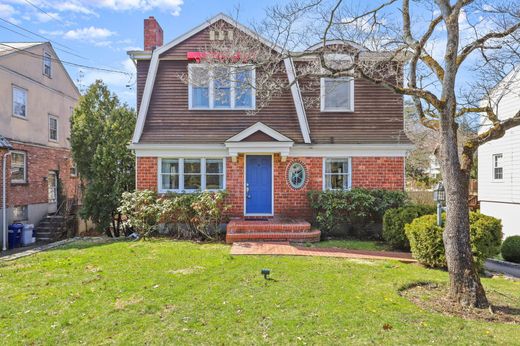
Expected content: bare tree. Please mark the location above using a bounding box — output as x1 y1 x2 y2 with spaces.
189 0 520 308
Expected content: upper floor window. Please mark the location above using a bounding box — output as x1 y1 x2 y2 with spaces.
12 86 27 118
320 77 354 112
11 151 27 183
159 158 225 193
43 52 52 77
493 154 503 180
49 115 58 141
188 64 255 110
324 158 351 190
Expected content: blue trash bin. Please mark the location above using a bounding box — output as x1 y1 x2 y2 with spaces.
8 223 24 249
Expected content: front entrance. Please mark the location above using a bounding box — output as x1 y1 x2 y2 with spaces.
47 171 57 213
245 155 272 215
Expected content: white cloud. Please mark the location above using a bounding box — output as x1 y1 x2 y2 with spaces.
34 11 62 23
0 4 20 24
54 2 99 16
63 26 116 40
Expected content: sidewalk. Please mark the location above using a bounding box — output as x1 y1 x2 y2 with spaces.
230 242 416 263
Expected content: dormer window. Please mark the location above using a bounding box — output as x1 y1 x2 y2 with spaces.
43 52 52 77
188 64 255 110
320 77 354 112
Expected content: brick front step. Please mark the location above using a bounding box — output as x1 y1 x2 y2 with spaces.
227 218 311 233
226 230 321 244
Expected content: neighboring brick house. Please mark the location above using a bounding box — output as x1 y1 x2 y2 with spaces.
128 14 411 241
0 42 80 240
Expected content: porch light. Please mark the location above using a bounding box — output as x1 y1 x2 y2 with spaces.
433 182 446 226
261 269 271 280
433 182 445 203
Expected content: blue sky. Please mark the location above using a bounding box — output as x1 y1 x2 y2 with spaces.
0 0 281 108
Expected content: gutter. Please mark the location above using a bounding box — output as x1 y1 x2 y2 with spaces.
2 151 11 251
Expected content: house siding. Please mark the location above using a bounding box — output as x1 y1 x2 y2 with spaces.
478 70 520 237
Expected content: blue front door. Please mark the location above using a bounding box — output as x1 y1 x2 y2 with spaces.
246 155 272 214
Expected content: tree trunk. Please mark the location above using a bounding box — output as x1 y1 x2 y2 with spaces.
440 136 489 308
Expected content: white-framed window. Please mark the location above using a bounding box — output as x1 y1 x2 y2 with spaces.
320 77 354 112
12 85 27 118
13 205 28 222
159 158 226 193
48 115 58 141
43 51 52 77
10 151 27 183
323 158 351 190
188 64 255 110
492 154 503 180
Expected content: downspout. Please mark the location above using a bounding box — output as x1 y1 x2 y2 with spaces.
2 151 11 251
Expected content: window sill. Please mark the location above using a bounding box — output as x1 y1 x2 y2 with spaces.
11 182 29 186
189 107 256 111
12 114 28 120
320 109 354 113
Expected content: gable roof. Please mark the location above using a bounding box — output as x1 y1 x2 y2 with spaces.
226 122 294 142
0 42 44 57
131 13 311 144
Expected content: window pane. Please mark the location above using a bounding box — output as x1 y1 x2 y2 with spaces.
191 66 209 108
214 67 231 108
326 159 349 174
324 79 351 109
206 174 223 190
49 117 58 140
162 174 179 190
184 159 201 174
10 152 25 182
161 159 178 174
235 69 253 108
326 174 345 190
13 87 26 117
184 175 201 190
206 159 223 174
44 53 51 76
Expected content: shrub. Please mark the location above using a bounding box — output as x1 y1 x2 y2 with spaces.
405 212 502 270
308 189 408 239
118 190 161 237
382 205 436 250
501 236 520 263
119 190 230 240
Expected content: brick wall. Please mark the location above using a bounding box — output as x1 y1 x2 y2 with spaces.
136 157 158 190
136 154 405 219
7 142 79 207
351 157 404 190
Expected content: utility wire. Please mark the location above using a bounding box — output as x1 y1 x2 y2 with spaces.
0 17 84 59
23 0 68 26
0 43 132 76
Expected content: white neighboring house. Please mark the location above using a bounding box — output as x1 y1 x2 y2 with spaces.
478 68 520 238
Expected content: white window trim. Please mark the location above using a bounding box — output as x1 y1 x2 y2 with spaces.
188 64 256 111
157 157 226 193
70 162 78 177
48 114 59 142
492 153 504 182
320 77 355 112
12 85 28 119
43 51 52 78
10 151 27 184
322 157 352 191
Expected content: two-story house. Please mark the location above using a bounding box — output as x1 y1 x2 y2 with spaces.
128 14 412 242
0 42 80 246
478 68 520 238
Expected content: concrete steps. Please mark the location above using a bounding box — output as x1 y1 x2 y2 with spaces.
34 215 68 241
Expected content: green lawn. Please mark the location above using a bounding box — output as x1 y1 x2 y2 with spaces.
305 239 391 251
0 240 518 345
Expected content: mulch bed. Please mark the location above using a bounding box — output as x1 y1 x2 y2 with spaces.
399 282 520 324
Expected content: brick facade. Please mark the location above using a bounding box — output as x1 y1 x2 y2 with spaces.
6 142 79 208
136 157 158 190
136 154 405 220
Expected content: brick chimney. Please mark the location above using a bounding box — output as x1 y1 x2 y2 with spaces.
144 16 163 51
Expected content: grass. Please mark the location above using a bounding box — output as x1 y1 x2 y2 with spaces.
0 239 518 345
305 239 392 251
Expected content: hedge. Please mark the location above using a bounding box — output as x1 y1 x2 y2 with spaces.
382 204 437 250
501 236 520 263
405 212 502 270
